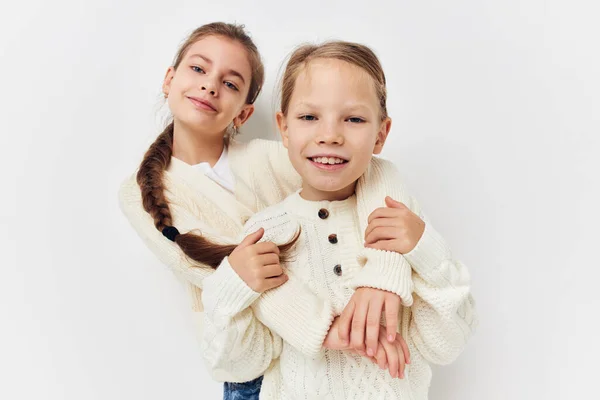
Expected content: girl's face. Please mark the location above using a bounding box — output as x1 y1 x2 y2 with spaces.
277 58 391 201
163 36 255 139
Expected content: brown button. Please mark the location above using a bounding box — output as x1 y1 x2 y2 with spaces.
318 208 329 219
333 264 342 276
328 234 338 244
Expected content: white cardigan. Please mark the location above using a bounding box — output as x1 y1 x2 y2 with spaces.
200 172 477 399
118 138 426 382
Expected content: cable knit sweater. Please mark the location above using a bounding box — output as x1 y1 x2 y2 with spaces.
118 138 423 383
201 166 477 399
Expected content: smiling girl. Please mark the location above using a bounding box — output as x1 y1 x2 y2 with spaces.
199 41 478 399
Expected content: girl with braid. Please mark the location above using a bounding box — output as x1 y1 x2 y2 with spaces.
119 23 420 399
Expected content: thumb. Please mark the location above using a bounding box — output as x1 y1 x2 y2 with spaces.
239 227 264 248
385 196 405 209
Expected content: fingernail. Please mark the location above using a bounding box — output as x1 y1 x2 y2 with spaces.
367 348 374 357
388 335 394 342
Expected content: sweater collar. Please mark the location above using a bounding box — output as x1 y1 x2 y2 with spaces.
165 155 251 228
284 190 357 221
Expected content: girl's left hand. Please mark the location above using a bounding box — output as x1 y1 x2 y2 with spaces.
337 287 402 357
364 196 425 254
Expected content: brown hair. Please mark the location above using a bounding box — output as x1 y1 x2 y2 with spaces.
136 23 295 270
280 41 388 121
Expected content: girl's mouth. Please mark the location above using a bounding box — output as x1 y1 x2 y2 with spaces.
308 156 349 170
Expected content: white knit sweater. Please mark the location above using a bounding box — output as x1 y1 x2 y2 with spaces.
118 138 423 383
201 170 477 399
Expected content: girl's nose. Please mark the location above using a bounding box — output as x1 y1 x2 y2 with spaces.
201 85 217 96
318 124 344 145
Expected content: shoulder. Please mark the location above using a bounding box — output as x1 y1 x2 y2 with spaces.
118 173 143 213
242 196 300 245
228 138 302 213
357 156 421 214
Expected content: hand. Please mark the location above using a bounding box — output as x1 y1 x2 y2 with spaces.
324 318 410 379
370 327 410 379
228 228 288 292
337 288 402 357
323 317 352 351
364 196 425 254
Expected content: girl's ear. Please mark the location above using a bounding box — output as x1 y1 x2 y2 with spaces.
276 112 289 148
233 104 255 128
373 117 391 155
162 67 175 98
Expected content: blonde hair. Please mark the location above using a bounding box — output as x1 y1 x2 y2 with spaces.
280 41 388 121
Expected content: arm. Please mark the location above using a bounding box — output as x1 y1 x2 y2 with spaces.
403 218 478 365
200 256 283 382
121 175 335 358
118 176 214 289
237 214 336 357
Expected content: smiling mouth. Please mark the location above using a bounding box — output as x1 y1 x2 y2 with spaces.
308 156 349 165
188 96 217 112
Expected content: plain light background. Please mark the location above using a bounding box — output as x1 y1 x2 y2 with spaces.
2 0 599 399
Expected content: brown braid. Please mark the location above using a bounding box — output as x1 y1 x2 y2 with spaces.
137 23 296 269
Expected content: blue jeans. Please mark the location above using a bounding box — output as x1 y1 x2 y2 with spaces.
223 376 263 400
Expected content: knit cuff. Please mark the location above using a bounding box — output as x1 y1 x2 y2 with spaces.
403 223 452 279
350 248 414 307
202 257 261 318
253 278 336 357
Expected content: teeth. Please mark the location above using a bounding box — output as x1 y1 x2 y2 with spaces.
312 157 345 165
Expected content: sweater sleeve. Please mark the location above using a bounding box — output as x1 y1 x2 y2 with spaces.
241 211 336 357
200 256 283 382
199 210 337 380
349 157 418 305
118 175 213 289
404 212 478 365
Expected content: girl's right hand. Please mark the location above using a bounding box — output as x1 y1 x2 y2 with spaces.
228 228 288 293
324 318 409 379
371 326 410 379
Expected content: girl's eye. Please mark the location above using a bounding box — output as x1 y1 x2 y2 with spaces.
191 66 205 74
347 117 365 123
300 115 317 121
224 81 239 91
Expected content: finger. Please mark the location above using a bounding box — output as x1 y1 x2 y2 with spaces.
374 342 388 370
364 218 402 241
254 241 280 255
385 196 408 209
257 253 281 267
356 349 367 358
380 335 399 378
239 228 264 247
262 274 289 291
365 239 398 252
260 264 284 278
365 297 384 357
394 338 406 379
367 207 401 224
365 227 399 244
398 335 411 365
384 295 401 342
350 297 369 352
337 300 355 345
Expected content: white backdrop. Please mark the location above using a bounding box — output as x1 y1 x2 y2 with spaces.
3 0 599 399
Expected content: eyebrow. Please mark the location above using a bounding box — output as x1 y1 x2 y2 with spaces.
295 102 371 112
188 53 246 84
